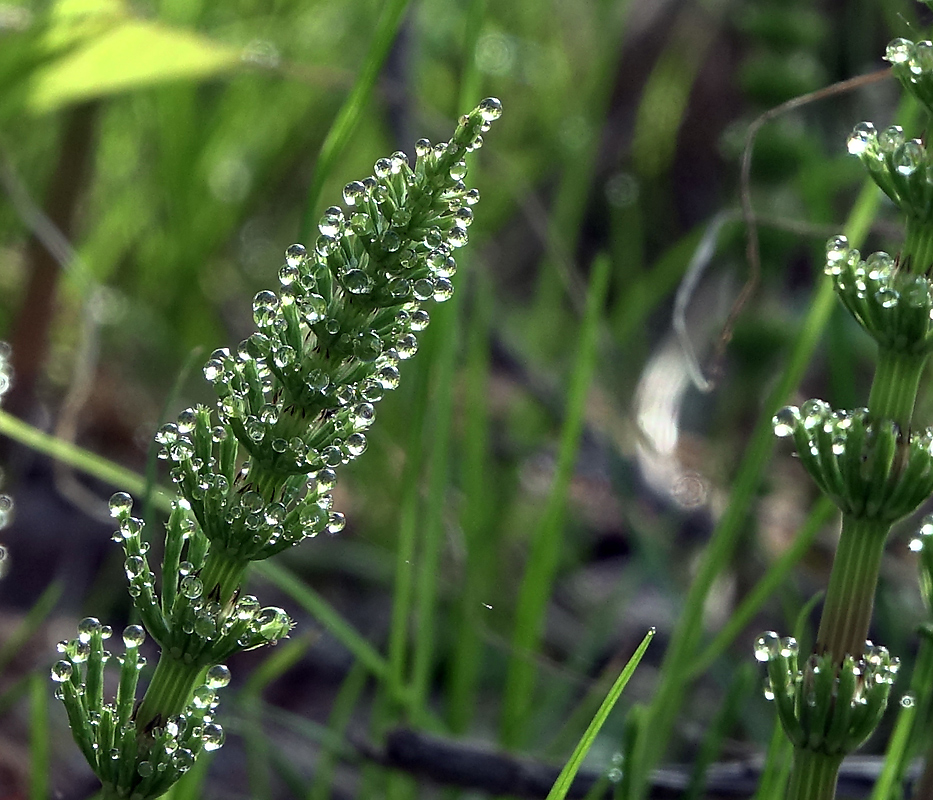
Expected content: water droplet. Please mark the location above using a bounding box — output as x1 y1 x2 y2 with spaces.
449 160 467 181
478 97 503 122
253 290 280 328
344 269 373 295
434 278 454 302
236 595 261 620
885 37 914 65
319 210 344 239
895 140 924 176
343 181 366 205
318 469 337 491
847 121 876 156
413 278 434 301
328 512 346 534
354 330 383 362
875 287 899 308
880 125 905 152
206 664 231 689
754 631 780 662
447 226 468 248
109 492 133 517
173 748 195 772
772 406 799 437
415 138 432 158
50 660 73 682
352 403 376 430
913 40 933 73
826 235 849 264
137 761 153 778
301 292 326 323
122 625 145 649
382 230 401 252
346 433 367 457
284 243 307 268
77 617 102 643
180 576 203 599
124 556 145 579
202 722 225 751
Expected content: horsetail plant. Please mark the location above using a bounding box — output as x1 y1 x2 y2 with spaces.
52 98 502 800
755 23 933 800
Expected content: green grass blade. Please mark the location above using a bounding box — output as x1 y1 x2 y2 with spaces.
306 661 368 800
29 673 49 800
446 275 494 734
254 560 391 685
0 408 166 501
627 173 883 798
410 301 457 722
241 635 314 800
501 253 612 748
298 0 411 240
0 581 61 676
688 497 834 679
546 629 655 800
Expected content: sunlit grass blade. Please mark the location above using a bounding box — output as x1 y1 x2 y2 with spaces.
545 629 654 800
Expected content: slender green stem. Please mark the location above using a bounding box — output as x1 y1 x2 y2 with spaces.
787 750 843 800
197 548 248 608
816 515 888 660
903 216 933 275
134 654 204 734
867 349 928 431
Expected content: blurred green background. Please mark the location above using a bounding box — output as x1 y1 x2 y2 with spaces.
0 0 928 797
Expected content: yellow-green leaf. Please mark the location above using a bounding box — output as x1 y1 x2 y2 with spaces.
26 19 242 113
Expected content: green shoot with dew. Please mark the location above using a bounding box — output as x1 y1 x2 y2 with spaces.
52 98 502 800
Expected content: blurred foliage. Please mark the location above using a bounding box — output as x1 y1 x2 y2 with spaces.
0 0 931 797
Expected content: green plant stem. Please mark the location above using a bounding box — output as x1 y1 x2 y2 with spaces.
903 216 933 274
134 655 204 734
815 515 888 660
867 349 927 431
198 548 248 608
787 750 843 800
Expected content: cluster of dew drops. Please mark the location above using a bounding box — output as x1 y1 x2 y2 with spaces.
51 617 229 776
754 631 902 705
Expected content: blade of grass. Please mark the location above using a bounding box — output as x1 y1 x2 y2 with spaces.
410 299 457 723
446 275 495 734
501 253 612 748
298 0 411 240
306 661 369 800
254 560 391 687
546 629 655 800
0 581 61 676
687 497 835 680
627 174 883 799
683 663 755 800
241 635 315 800
29 673 49 800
